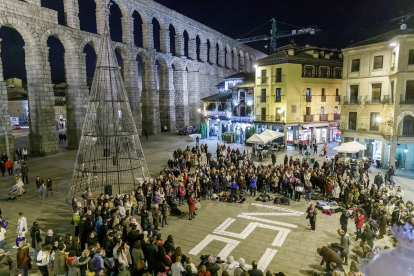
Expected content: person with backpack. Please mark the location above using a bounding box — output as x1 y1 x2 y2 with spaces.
234 258 247 276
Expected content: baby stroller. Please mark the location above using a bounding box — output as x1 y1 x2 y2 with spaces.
319 150 325 157
7 185 18 201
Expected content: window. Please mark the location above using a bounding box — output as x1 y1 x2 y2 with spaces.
334 68 342 78
275 88 281 102
390 81 394 103
348 112 357 130
370 112 380 131
60 107 63 113
240 106 245 116
239 91 245 102
335 106 338 114
321 88 326 102
336 88 339 96
261 108 266 121
406 80 414 103
320 67 327 77
305 66 313 77
261 70 267 83
306 88 312 102
409 49 414 65
350 85 359 103
373 56 383 70
261 89 266 102
291 105 297 113
351 59 360 72
320 107 324 115
371 83 382 103
276 68 282 82
306 107 311 115
276 107 281 121
335 88 340 102
391 52 396 68
403 116 414 136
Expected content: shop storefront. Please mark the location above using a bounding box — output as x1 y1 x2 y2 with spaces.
315 128 327 143
364 139 382 161
330 126 338 142
300 127 312 142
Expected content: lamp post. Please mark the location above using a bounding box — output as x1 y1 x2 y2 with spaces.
403 146 408 169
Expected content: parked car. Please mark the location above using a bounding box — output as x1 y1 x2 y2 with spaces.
178 125 196 135
13 124 21 130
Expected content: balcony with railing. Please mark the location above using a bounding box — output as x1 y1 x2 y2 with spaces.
231 116 254 123
364 95 381 104
335 95 341 102
381 95 393 104
400 94 414 104
319 114 328 121
202 110 228 117
272 75 285 83
343 96 361 105
257 76 269 85
272 94 284 102
304 115 314 122
254 115 283 122
305 95 312 102
369 124 379 131
257 95 269 103
320 95 326 102
334 113 341 120
348 120 357 131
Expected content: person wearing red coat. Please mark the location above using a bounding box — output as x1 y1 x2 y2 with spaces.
325 181 334 201
187 193 196 220
5 159 13 175
355 212 365 240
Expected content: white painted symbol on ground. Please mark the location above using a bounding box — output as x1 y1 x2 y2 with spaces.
213 218 291 247
189 203 301 271
188 234 240 260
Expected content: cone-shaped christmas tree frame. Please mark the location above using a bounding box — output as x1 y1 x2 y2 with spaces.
68 2 149 199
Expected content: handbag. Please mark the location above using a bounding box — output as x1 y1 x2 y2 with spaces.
86 263 95 276
1 220 8 229
138 259 145 270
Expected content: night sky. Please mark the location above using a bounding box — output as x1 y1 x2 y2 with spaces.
1 0 412 83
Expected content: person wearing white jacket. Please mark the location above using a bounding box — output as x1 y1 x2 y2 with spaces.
36 244 52 276
223 256 237 276
172 256 185 276
17 212 27 238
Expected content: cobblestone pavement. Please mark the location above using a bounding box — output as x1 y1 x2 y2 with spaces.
1 133 399 275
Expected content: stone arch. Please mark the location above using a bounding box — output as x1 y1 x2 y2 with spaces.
40 28 77 54
244 52 251 72
130 8 150 24
78 35 101 56
396 111 414 130
0 17 40 48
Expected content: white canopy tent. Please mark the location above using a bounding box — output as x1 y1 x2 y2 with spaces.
246 134 268 144
332 141 367 153
260 129 285 142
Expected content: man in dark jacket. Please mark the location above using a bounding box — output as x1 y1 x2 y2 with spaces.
247 260 263 276
205 256 220 276
21 163 28 184
374 172 384 191
206 151 212 165
103 232 115 261
145 237 158 276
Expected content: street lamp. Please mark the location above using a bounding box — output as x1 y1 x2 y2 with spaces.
376 115 382 122
389 42 397 47
404 146 408 153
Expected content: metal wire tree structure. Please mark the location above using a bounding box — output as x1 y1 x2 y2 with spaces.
68 2 150 200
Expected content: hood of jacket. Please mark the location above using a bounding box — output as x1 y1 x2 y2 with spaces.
67 256 77 266
226 256 234 264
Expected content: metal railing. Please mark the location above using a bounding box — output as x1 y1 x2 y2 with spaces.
254 115 283 122
321 95 326 102
272 75 285 83
202 110 228 117
370 125 379 131
319 114 328 121
258 76 269 84
343 96 361 105
334 114 341 120
305 95 312 102
348 120 357 130
231 116 254 123
257 95 269 103
335 95 341 102
400 94 414 104
304 115 314 122
272 95 284 102
381 95 393 104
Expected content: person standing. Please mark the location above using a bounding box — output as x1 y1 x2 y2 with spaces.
54 243 68 276
45 178 53 197
338 229 350 265
13 160 21 176
5 159 13 175
160 199 168 227
187 193 196 220
16 241 31 276
271 152 277 166
30 222 43 261
374 172 384 191
304 181 312 204
21 163 28 184
0 224 6 249
0 161 5 177
152 204 160 231
15 148 22 160
15 212 27 248
247 260 263 276
306 204 317 232
36 176 44 197
22 148 28 161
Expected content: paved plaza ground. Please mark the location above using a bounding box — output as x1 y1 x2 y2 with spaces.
0 131 410 275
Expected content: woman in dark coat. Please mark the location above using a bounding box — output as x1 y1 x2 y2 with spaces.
317 246 343 271
155 246 172 275
237 176 246 192
378 210 388 238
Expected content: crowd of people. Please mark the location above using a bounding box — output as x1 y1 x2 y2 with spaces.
0 140 412 276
